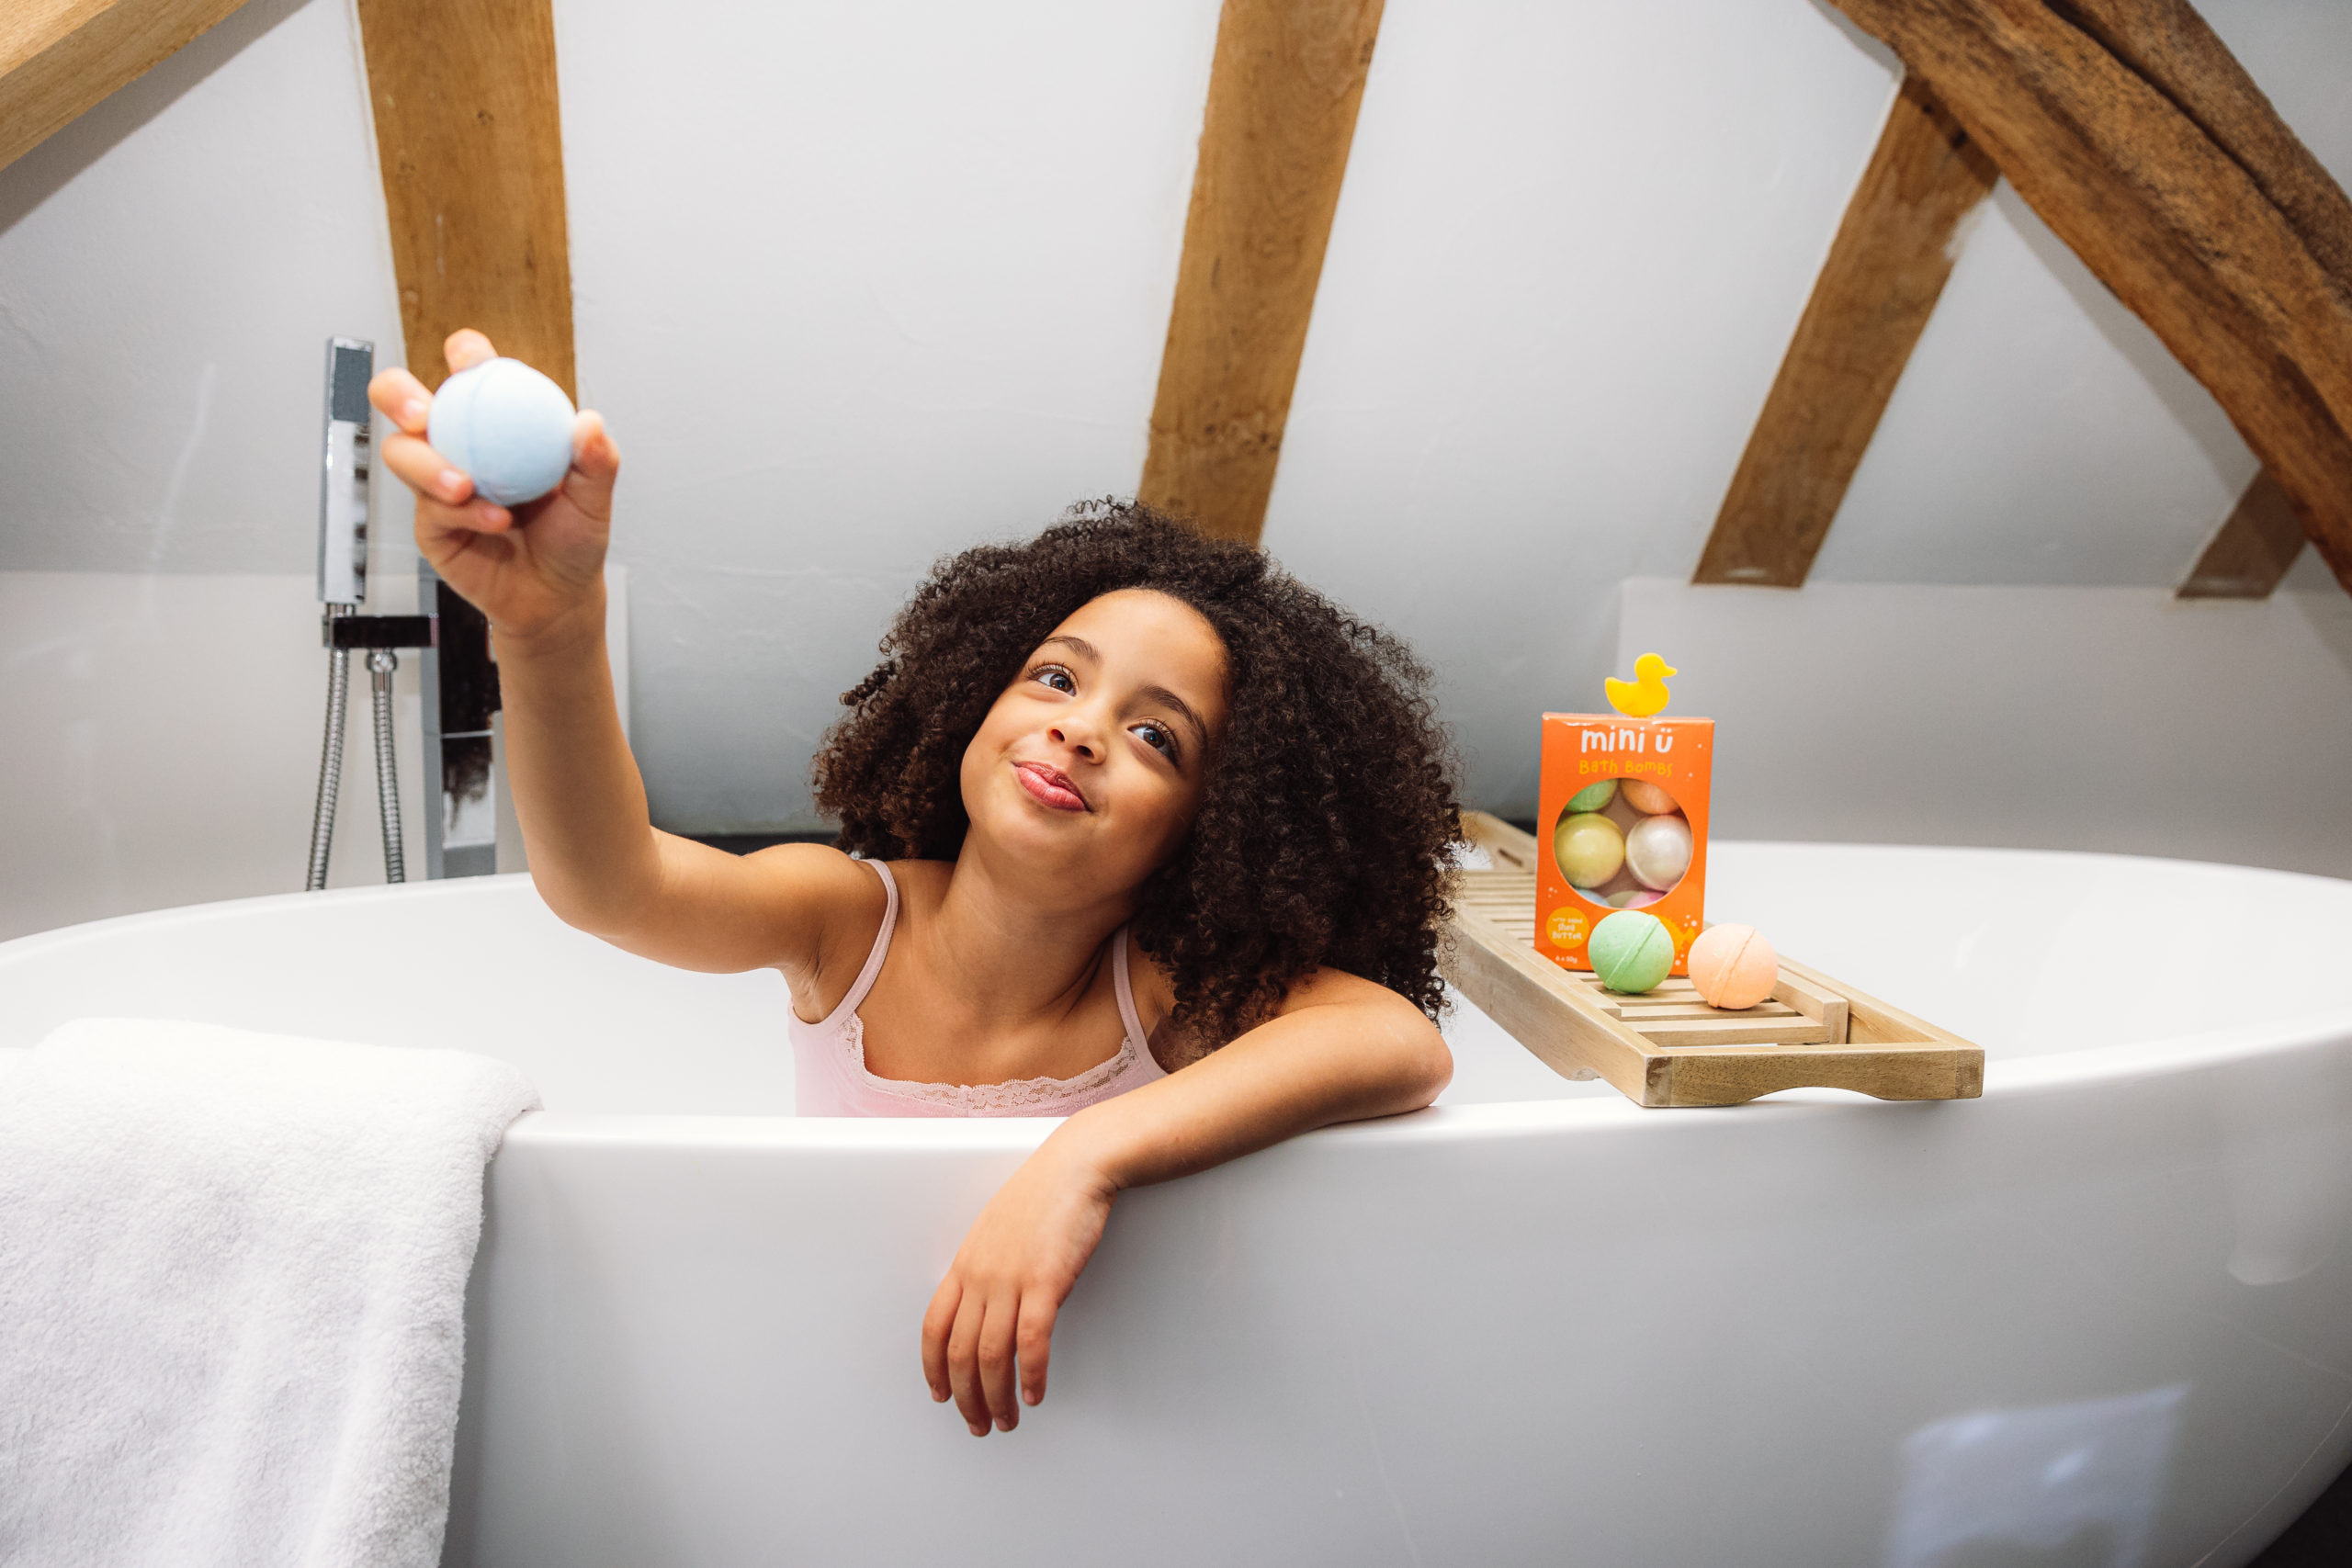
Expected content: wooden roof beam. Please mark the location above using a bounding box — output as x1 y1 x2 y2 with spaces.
2178 466 2305 599
1824 0 2352 595
1694 76 1996 587
355 0 573 396
0 0 252 173
1139 0 1384 546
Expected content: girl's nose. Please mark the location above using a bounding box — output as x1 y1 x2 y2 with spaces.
1046 723 1098 761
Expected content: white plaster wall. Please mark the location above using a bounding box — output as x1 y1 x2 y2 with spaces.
0 568 627 942
3 0 2350 938
1261 0 1905 815
549 0 1224 829
0 572 426 942
0 0 407 575
1611 580 2352 880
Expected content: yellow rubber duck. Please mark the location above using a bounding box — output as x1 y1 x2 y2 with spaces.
1605 653 1678 718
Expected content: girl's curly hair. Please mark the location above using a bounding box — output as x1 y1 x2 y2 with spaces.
811 502 1460 1044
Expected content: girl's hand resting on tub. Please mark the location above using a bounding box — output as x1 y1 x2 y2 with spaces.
918 974 1452 1437
368 329 618 642
921 1140 1116 1436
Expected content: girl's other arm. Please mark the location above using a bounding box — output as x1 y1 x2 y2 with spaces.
920 970 1452 1434
368 330 861 978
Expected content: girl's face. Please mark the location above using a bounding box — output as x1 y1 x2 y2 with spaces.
960 589 1229 904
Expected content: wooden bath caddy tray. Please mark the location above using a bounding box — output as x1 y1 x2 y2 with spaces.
1443 813 1983 1108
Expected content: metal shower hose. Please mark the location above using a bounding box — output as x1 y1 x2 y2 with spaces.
303 643 407 889
368 649 404 883
303 647 349 892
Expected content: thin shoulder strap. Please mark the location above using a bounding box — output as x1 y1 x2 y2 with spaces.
1111 925 1148 1052
818 859 899 1030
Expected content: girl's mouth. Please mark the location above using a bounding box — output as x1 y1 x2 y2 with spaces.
1013 761 1090 812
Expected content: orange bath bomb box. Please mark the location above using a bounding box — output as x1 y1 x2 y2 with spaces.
1535 662 1713 976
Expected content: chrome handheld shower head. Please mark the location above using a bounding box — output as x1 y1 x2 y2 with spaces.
317 337 374 606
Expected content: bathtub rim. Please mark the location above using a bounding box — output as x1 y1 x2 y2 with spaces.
7 838 2349 959
465 997 2346 1156
5 847 2348 1145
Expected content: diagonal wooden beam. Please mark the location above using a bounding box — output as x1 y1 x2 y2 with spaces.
354 0 572 397
2053 0 2352 299
0 0 251 173
1694 76 1996 587
1138 0 1383 546
2178 466 2304 599
1823 0 2352 594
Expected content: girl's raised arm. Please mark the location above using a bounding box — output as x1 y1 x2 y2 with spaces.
368 330 866 983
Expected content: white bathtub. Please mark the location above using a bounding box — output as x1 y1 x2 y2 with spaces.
6 843 2352 1567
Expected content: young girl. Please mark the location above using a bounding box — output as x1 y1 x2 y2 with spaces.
369 331 1462 1438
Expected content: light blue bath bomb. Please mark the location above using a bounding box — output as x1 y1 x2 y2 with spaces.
427 357 577 505
1589 908 1674 994
1566 777 1618 814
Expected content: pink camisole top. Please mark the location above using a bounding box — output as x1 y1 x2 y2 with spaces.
788 859 1169 1117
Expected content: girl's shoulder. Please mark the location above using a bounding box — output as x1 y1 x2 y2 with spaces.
736 845 948 904
750 847 933 1021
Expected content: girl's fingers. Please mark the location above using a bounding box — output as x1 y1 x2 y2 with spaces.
920 1278 960 1403
367 367 434 434
445 328 497 373
379 432 514 533
379 429 473 505
977 1296 1020 1432
1015 1292 1059 1408
443 497 514 535
558 412 620 521
945 1294 990 1436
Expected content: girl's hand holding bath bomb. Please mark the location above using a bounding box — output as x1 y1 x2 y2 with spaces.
368 330 1458 1440
368 330 617 647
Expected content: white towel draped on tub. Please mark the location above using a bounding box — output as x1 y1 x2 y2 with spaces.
0 1019 538 1568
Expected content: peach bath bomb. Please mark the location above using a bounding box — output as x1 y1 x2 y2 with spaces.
1589 909 1674 994
428 356 577 505
1621 778 1679 815
1624 812 1692 890
1553 812 1625 891
1689 922 1779 1010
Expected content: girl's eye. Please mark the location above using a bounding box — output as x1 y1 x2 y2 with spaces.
1133 722 1178 761
1031 665 1075 694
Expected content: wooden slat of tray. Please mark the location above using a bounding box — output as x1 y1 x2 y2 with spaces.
1573 972 1836 1043
1618 1006 1796 1029
1445 813 1981 1108
1769 967 1849 1039
1629 1016 1845 1047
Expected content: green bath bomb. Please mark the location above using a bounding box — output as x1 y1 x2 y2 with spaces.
1553 812 1625 890
1589 909 1675 994
1566 777 1619 814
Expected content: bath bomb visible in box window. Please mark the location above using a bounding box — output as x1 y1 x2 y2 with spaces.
1620 778 1678 816
427 357 577 506
1553 813 1624 891
1566 777 1618 814
1625 812 1692 890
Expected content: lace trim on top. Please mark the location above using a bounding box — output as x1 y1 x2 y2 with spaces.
838 1012 1144 1114
831 859 1153 1114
